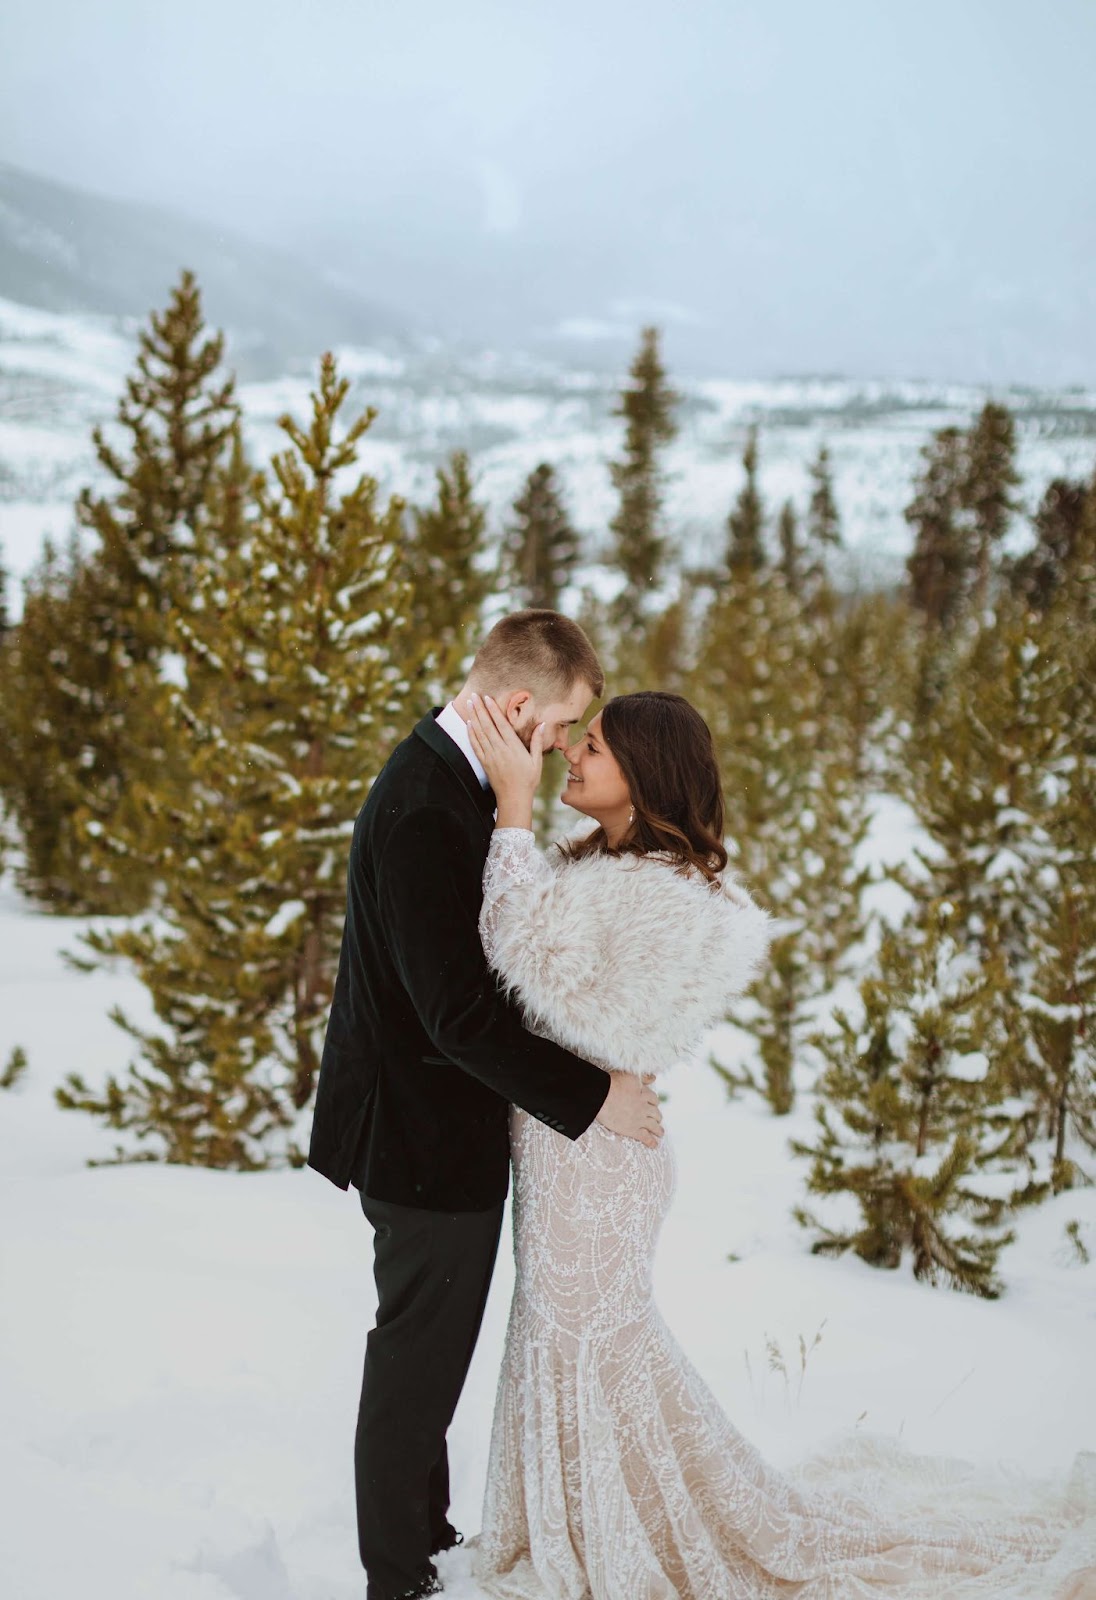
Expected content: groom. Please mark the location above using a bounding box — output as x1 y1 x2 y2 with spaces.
308 609 664 1600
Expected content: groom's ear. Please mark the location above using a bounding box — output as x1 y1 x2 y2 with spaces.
505 690 532 724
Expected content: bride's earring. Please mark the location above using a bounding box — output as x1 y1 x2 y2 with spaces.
629 805 635 825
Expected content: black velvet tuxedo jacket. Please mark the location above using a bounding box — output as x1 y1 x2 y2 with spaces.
307 706 612 1210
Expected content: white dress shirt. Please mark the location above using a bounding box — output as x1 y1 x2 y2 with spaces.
435 700 497 818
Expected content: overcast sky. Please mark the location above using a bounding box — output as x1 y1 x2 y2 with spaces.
3 0 1094 381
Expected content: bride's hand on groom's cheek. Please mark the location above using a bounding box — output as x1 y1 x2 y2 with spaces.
467 693 544 797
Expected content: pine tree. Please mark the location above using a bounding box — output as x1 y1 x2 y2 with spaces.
777 500 801 593
903 424 976 718
1016 508 1096 1187
1063 473 1096 636
961 401 1021 612
608 327 679 636
0 551 12 871
805 442 842 586
829 588 919 789
55 354 427 1168
1008 474 1091 612
690 568 871 1114
0 273 243 912
725 425 765 576
793 902 1032 1298
502 462 582 610
895 561 1094 1195
904 425 971 630
1023 858 1096 1188
76 269 240 631
0 533 111 907
898 595 1076 975
399 449 491 701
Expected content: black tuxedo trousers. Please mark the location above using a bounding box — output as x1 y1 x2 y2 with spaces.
356 1194 504 1599
308 707 611 1596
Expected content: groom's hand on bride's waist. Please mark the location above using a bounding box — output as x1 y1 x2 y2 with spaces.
595 1072 664 1148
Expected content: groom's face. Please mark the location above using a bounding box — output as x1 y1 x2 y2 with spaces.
507 679 595 755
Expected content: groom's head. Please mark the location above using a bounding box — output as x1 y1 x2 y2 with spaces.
458 610 604 755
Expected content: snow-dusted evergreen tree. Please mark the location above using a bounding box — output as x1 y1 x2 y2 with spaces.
0 555 9 882
1014 495 1096 1187
1023 852 1096 1189
0 532 109 907
691 568 871 1113
904 429 967 723
1008 473 1092 612
56 355 427 1168
961 401 1021 612
829 588 919 789
0 272 243 913
777 500 801 592
805 442 842 589
740 759 871 1116
899 611 1060 964
904 424 971 654
502 461 582 611
794 901 1034 1298
399 449 491 700
895 496 1095 1192
607 326 679 638
76 268 241 630
725 425 765 576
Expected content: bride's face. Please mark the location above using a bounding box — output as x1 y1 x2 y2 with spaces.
561 712 632 823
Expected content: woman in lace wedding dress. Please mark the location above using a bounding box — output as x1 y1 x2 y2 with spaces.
464 688 1096 1600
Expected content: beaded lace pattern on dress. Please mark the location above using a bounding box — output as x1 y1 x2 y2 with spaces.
471 827 1096 1600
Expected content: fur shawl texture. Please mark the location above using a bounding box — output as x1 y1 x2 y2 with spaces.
480 826 777 1079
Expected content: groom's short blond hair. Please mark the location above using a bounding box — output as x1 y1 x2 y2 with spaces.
468 610 605 703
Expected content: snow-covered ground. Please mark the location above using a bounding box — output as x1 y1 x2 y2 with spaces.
3 293 1096 619
1 799 1094 1600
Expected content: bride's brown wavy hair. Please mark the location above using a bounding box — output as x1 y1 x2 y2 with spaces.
555 691 728 883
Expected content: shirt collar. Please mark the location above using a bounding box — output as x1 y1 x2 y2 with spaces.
435 700 491 790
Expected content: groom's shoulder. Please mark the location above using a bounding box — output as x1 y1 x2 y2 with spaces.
361 716 469 833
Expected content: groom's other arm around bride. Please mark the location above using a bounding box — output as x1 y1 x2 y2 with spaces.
306 609 661 1600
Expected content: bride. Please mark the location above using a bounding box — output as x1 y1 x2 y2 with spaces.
464 688 1095 1600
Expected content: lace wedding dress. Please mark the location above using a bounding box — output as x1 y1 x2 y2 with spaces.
471 827 1096 1600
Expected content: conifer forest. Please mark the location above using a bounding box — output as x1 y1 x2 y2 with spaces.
2 273 1092 1303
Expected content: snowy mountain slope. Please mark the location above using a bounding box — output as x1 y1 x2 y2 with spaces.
0 162 407 377
2 292 1095 622
0 803 1093 1600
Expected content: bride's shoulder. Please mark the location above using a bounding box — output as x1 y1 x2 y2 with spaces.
621 850 768 919
549 826 762 912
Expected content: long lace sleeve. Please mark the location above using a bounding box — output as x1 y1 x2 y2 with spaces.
479 827 554 970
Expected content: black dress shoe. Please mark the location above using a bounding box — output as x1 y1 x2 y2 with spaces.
394 1575 443 1599
370 1562 443 1600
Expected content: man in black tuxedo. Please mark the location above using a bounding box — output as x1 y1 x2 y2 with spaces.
308 611 663 1600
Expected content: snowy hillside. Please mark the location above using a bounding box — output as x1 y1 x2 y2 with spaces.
0 163 406 376
1 801 1094 1600
2 292 1095 621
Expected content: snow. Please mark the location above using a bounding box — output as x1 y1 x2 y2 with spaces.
950 1050 992 1082
1 796 1094 1600
263 900 306 938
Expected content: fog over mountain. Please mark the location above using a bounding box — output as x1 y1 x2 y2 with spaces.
0 164 406 376
2 0 1094 385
